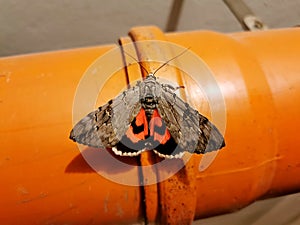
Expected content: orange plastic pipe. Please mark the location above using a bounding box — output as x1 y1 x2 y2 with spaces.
163 28 300 219
1 27 300 224
0 47 142 224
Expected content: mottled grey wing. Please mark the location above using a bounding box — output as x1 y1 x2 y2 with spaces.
70 86 141 148
157 87 225 154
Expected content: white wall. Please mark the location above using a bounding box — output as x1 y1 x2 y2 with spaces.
1 0 299 56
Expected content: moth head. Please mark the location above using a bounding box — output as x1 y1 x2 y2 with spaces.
146 73 156 80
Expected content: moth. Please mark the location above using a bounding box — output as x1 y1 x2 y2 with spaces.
70 50 225 158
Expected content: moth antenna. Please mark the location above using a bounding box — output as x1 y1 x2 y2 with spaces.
152 47 191 76
175 85 185 90
123 50 150 75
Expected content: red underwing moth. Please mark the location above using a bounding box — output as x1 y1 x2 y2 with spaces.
70 50 225 158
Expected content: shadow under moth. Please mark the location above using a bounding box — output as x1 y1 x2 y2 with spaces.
70 51 225 158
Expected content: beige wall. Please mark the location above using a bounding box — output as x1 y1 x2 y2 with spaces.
1 0 299 56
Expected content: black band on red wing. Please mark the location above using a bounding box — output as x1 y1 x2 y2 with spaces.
131 117 145 134
116 135 146 152
153 121 167 136
153 136 185 156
